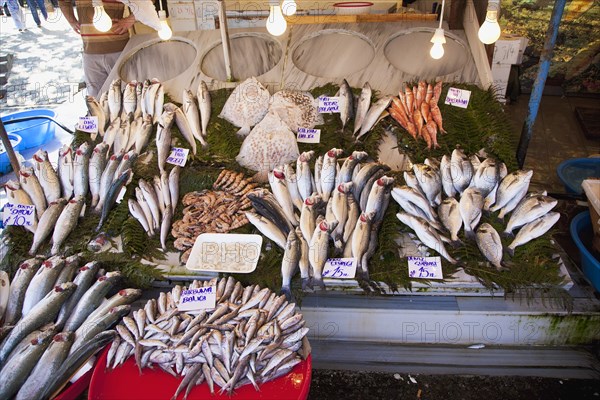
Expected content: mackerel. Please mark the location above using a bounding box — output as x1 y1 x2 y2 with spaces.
29 198 67 255
52 196 85 255
19 166 47 218
63 271 121 332
32 149 61 203
247 189 293 236
22 256 66 316
0 282 76 365
3 257 43 325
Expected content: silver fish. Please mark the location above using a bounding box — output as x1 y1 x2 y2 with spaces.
438 197 462 244
364 176 394 217
29 198 67 255
153 175 165 216
281 230 300 299
245 211 287 249
299 194 321 244
56 261 101 329
19 166 46 218
154 83 165 125
331 182 353 249
313 155 323 196
470 154 481 170
470 158 499 198
129 199 151 235
504 195 557 236
507 212 560 256
450 148 473 194
96 170 131 232
308 220 337 289
352 163 387 202
169 98 200 154
491 170 534 219
0 282 76 365
140 79 150 118
135 187 155 235
169 166 180 214
403 170 425 198
103 116 121 152
100 92 110 126
21 256 66 316
51 196 85 255
144 80 160 121
356 96 392 139
198 80 211 139
4 179 33 206
122 81 137 119
113 118 131 156
95 152 121 213
85 288 142 324
283 163 303 212
338 79 353 132
114 149 137 182
269 167 298 226
413 163 442 207
343 192 359 243
3 258 43 325
156 109 175 174
73 142 90 198
337 151 368 186
32 149 60 204
459 187 484 239
134 81 143 119
476 223 504 270
390 186 438 223
161 206 173 251
85 95 106 137
351 212 374 278
440 154 456 198
108 79 122 122
89 142 109 207
483 162 508 211
139 179 161 231
396 212 457 264
296 151 314 201
320 148 343 202
135 115 154 154
353 82 372 135
295 226 311 291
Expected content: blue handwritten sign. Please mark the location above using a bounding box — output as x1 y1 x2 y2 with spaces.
78 116 98 134
323 257 357 279
407 256 443 280
318 96 340 113
2 202 35 227
166 147 189 167
444 88 471 109
297 128 321 144
178 285 217 311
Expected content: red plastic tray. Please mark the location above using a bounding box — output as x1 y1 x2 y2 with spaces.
88 346 312 400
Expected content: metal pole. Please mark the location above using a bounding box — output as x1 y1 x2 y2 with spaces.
0 120 21 176
218 0 233 82
516 0 568 169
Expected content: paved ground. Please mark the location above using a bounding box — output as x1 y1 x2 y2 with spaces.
2 6 600 399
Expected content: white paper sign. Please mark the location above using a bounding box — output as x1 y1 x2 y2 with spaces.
408 256 443 280
78 116 98 134
297 128 321 144
166 147 190 167
444 87 471 109
323 258 357 279
2 202 36 227
318 96 340 113
178 285 217 311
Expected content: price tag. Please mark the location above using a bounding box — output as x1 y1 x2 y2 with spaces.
166 147 189 167
407 256 443 280
297 128 321 144
444 87 471 109
2 202 36 227
323 258 357 279
78 116 98 134
318 96 340 113
178 285 217 311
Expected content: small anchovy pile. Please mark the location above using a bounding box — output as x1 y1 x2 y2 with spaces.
0 255 140 400
388 80 446 149
171 170 255 263
108 277 310 398
245 149 394 295
392 148 560 270
128 166 180 250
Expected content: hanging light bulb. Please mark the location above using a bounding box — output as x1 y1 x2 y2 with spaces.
157 10 172 40
478 0 501 44
266 1 287 36
281 0 297 16
93 5 112 32
429 28 446 60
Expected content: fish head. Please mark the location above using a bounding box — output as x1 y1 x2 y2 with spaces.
33 149 48 162
55 282 77 292
327 148 343 158
477 223 493 234
4 179 20 191
19 166 34 177
272 168 285 180
54 332 75 342
338 182 353 193
299 151 313 163
59 145 72 158
77 142 90 156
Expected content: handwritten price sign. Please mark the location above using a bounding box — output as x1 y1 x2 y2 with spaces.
318 96 340 113
178 285 217 312
407 256 443 280
297 128 321 144
166 147 189 167
78 116 98 134
2 202 36 227
323 258 357 279
444 87 471 109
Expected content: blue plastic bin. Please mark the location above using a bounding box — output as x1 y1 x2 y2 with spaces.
0 133 23 174
1 109 57 151
557 158 600 195
570 210 600 293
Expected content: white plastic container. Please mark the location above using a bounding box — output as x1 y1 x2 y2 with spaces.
333 2 373 15
185 233 263 273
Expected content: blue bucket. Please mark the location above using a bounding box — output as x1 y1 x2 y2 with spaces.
570 210 600 293
556 158 600 195
1 109 57 151
0 133 23 174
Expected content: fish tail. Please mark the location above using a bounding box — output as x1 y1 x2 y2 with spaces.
311 277 325 290
450 239 463 249
236 126 251 137
464 229 476 241
507 246 515 257
280 285 293 300
501 230 514 239
301 277 311 291
91 195 99 208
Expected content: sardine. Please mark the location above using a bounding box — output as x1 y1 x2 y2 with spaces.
353 82 372 135
476 223 504 270
459 187 484 239
89 142 109 207
29 198 67 255
73 142 90 199
32 149 61 204
507 212 560 256
156 109 175 174
320 148 343 202
357 96 392 140
198 80 211 139
19 166 47 218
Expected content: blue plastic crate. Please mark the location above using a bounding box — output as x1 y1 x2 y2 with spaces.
557 158 600 195
570 210 600 293
0 133 23 174
1 108 57 151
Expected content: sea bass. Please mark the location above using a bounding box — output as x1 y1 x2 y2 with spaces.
51 196 85 255
475 223 504 270
504 195 557 236
490 169 533 219
507 212 560 256
32 149 60 204
353 82 372 136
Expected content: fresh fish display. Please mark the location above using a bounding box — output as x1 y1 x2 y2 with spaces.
85 95 106 137
268 89 323 133
73 142 91 198
475 223 504 270
32 149 61 203
52 196 85 255
171 96 201 153
156 109 175 174
29 199 67 255
356 96 392 140
353 82 372 135
108 79 122 122
88 143 109 207
507 212 560 256
106 278 309 397
504 195 557 236
19 166 47 218
197 80 212 139
219 76 271 137
490 169 533 218
338 79 354 132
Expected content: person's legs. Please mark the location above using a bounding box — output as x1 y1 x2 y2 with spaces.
24 0 40 25
6 0 25 29
83 53 106 98
34 0 46 19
